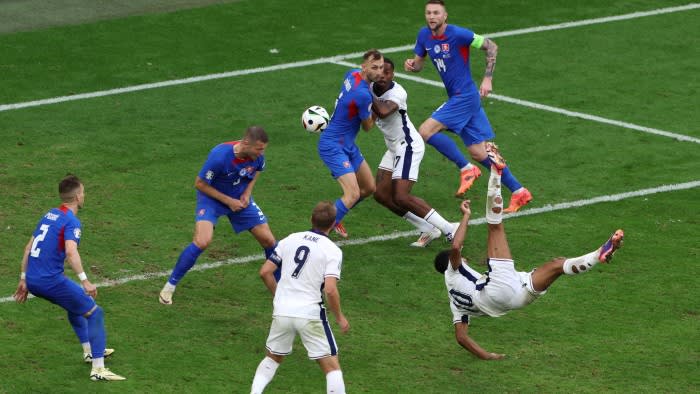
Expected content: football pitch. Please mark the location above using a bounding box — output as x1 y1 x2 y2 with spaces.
1 1 698 392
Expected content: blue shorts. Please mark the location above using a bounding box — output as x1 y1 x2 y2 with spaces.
195 194 268 233
27 275 96 316
432 95 495 146
318 142 365 179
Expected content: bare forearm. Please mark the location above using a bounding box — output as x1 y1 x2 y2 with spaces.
20 239 32 273
482 38 498 78
195 178 234 205
324 288 343 319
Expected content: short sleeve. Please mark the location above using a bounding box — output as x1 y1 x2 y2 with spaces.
324 245 342 280
414 30 427 57
197 146 225 184
64 217 82 246
456 26 475 46
358 90 373 121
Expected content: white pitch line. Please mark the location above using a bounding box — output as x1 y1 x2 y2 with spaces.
1 3 698 112
328 59 700 144
2 179 698 304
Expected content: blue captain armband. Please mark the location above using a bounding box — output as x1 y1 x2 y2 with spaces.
471 34 485 49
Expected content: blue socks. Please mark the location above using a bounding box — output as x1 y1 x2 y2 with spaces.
168 243 204 285
68 312 89 344
478 158 522 193
427 133 469 169
334 199 350 224
86 306 106 359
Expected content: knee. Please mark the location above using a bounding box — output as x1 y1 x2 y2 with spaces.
392 192 411 209
84 304 103 319
343 187 361 203
360 183 376 198
373 189 391 207
192 235 211 250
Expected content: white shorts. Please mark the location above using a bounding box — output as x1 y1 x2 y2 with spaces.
265 315 338 359
474 258 545 317
378 140 424 182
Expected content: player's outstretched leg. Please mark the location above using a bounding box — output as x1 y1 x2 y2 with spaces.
598 229 625 263
483 142 532 213
563 229 625 275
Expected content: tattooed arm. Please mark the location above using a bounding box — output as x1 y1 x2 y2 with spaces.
479 37 498 98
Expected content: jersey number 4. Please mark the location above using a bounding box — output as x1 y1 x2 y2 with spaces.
291 246 311 278
30 224 50 258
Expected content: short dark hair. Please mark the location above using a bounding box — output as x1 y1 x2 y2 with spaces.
244 125 268 144
59 174 82 202
426 0 446 6
434 250 450 274
311 201 336 232
383 57 395 71
363 49 383 63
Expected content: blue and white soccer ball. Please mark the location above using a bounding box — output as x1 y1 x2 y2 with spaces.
301 105 330 133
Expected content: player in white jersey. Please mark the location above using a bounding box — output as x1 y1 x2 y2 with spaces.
434 147 624 360
372 58 458 248
251 201 348 394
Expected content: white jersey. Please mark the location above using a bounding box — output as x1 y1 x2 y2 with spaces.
445 258 543 324
371 81 423 149
444 260 488 324
272 230 342 320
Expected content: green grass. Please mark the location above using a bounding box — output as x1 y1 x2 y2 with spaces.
1 0 698 392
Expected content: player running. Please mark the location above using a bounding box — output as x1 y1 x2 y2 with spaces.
159 126 278 305
318 49 384 238
371 57 459 247
434 149 624 359
405 0 532 212
13 175 126 381
251 201 348 394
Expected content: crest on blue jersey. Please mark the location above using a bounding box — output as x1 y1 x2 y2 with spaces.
433 45 440 54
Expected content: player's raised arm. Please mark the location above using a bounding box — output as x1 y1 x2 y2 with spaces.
323 277 349 333
449 200 471 270
454 322 505 360
404 55 425 73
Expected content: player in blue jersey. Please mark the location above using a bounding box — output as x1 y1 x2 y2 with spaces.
159 126 278 305
13 175 126 381
405 0 532 213
318 49 384 238
434 154 624 360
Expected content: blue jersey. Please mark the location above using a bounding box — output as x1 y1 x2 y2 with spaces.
26 205 82 280
414 25 479 100
197 141 265 199
320 69 373 148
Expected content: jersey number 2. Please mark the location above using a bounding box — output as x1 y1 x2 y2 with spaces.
30 224 50 258
291 246 311 278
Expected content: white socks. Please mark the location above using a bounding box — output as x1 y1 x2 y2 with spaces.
81 342 91 354
486 168 503 224
403 211 435 233
251 356 279 393
563 250 599 275
92 357 105 369
423 209 453 235
162 282 176 292
326 370 345 394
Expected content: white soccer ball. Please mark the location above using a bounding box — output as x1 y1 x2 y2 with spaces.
301 106 330 133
